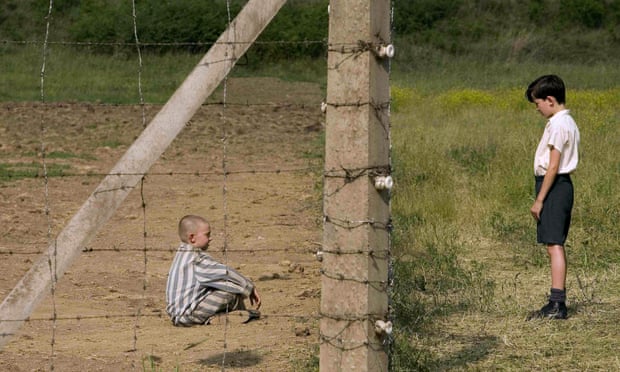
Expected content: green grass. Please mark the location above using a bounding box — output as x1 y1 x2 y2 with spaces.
46 151 96 160
0 44 326 104
392 58 620 92
98 140 124 149
290 344 319 372
0 161 71 182
389 70 620 370
20 151 97 161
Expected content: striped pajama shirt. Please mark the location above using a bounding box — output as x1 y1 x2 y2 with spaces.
165 243 255 326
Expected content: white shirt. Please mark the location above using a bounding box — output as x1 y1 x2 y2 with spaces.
534 109 580 176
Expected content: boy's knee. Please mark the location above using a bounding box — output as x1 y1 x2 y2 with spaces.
172 313 212 326
211 291 245 312
547 244 564 252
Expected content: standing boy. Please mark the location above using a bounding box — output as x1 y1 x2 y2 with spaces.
166 215 261 326
525 75 580 320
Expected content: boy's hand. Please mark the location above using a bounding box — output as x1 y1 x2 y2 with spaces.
530 200 543 221
250 287 261 310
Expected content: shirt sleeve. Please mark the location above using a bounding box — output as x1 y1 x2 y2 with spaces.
193 254 254 297
547 123 568 153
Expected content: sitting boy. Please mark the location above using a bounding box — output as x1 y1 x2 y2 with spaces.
165 215 261 326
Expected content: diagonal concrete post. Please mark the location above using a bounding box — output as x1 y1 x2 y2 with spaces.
320 0 392 371
0 0 287 350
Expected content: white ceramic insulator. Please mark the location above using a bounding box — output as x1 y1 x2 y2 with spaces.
374 175 393 191
374 320 393 335
384 176 394 189
377 44 395 58
316 250 324 262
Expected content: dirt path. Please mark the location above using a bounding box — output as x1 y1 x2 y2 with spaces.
0 78 324 371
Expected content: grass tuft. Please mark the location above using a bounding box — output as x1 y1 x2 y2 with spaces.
0 162 71 182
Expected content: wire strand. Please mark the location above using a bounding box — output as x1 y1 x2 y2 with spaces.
129 1 147 354
221 1 234 369
38 1 58 369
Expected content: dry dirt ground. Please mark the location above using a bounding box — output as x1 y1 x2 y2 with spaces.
0 77 325 371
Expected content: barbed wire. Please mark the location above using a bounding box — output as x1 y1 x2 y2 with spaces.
0 3 394 370
319 247 390 260
0 101 322 108
324 215 392 231
38 0 58 369
1 112 386 368
1 39 327 47
129 0 148 355
0 311 319 327
0 243 321 256
318 314 388 354
323 99 391 141
322 164 391 197
221 1 234 367
320 269 389 292
0 166 318 180
324 165 391 179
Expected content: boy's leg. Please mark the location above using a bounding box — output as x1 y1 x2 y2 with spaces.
195 290 245 321
198 290 260 325
548 244 566 290
528 175 572 320
177 290 245 325
527 244 568 320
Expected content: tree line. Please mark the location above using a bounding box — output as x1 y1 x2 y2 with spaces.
1 0 619 63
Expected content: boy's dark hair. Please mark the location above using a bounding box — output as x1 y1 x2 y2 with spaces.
525 75 566 104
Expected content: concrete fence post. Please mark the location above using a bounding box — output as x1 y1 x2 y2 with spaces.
320 0 392 370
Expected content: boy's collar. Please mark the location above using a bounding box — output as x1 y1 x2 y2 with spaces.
181 242 198 251
549 109 570 120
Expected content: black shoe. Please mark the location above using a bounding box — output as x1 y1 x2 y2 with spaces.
527 301 568 320
243 309 261 324
209 310 261 325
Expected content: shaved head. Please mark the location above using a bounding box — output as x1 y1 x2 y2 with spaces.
178 215 209 243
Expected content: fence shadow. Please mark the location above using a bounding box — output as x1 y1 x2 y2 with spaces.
198 349 263 369
436 334 499 369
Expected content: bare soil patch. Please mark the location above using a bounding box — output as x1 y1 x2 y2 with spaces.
0 77 324 371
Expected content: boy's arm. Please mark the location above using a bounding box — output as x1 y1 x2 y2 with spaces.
194 256 255 297
531 147 560 220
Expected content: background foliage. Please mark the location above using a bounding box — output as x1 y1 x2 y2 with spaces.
2 0 620 64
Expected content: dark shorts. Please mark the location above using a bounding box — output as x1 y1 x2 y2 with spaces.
535 174 573 245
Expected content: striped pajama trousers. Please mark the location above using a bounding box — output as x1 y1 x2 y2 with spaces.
174 290 246 326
